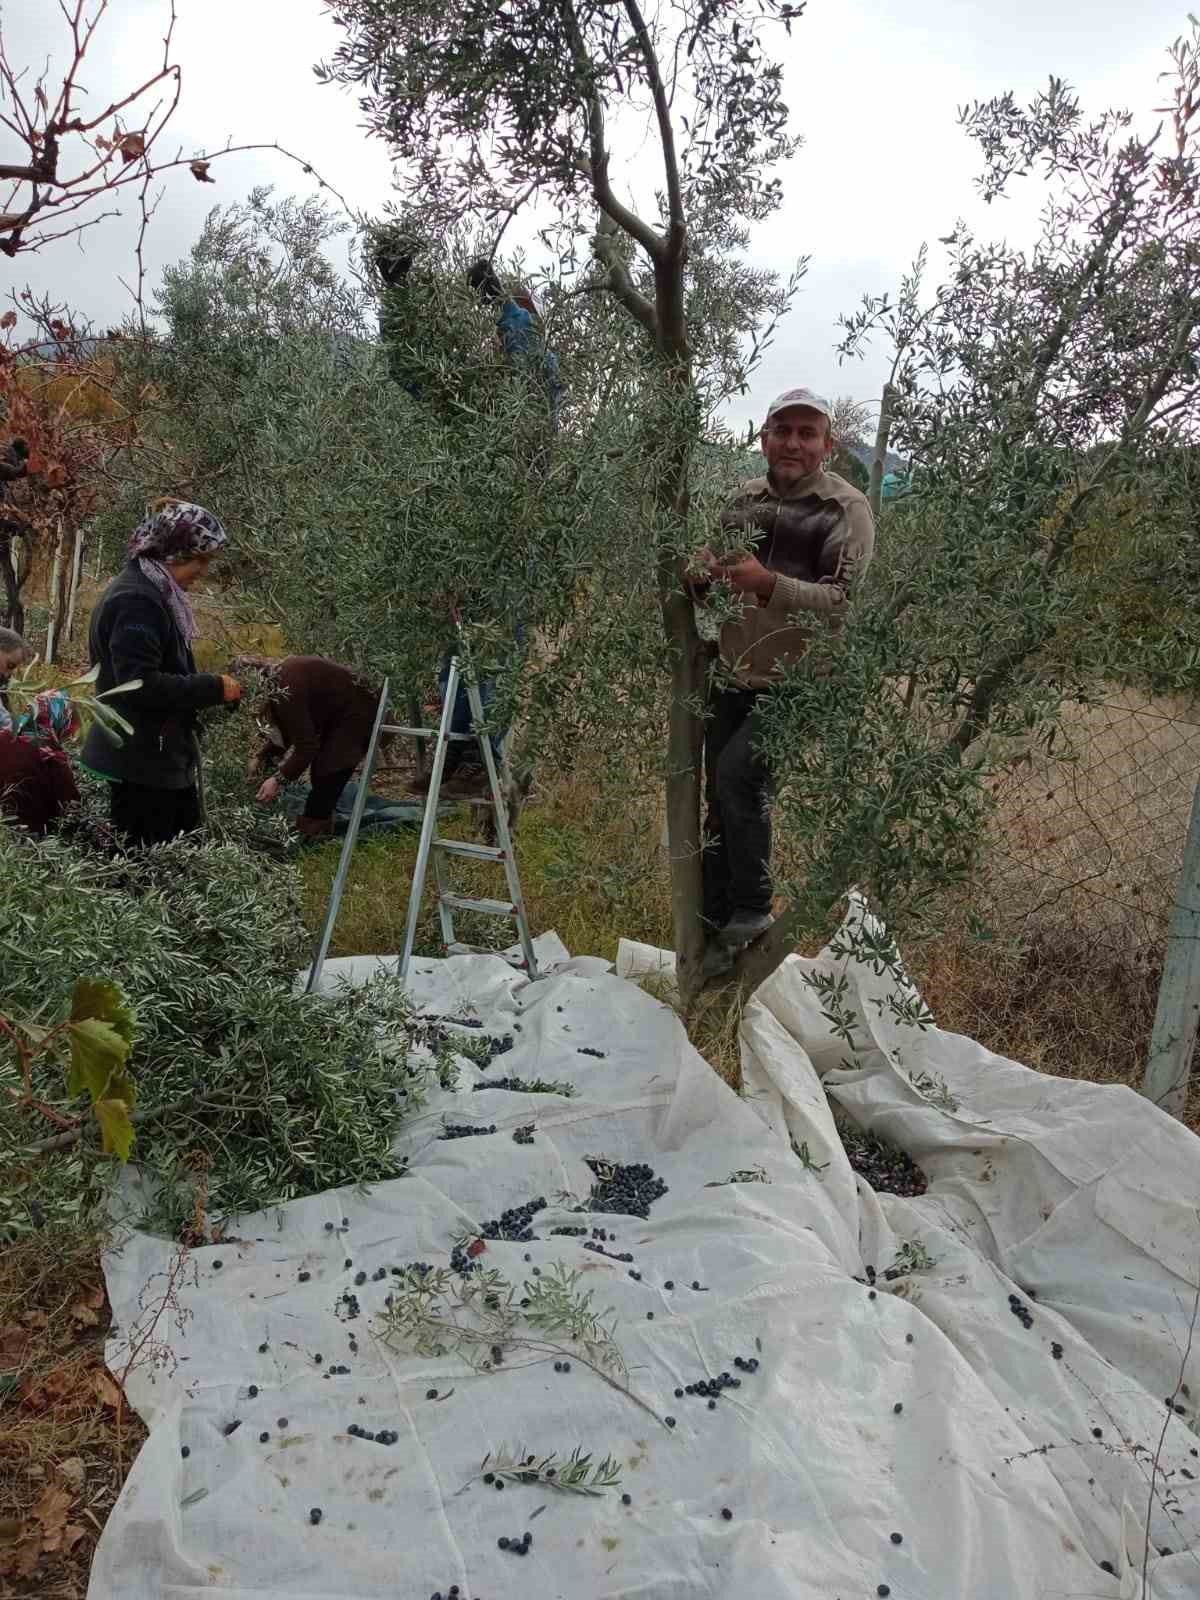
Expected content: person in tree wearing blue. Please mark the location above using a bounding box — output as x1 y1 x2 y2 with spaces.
465 258 564 428
408 259 562 800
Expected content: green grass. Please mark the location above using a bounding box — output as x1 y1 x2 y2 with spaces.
297 772 675 965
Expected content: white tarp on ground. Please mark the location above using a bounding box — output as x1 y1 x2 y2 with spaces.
91 912 1200 1600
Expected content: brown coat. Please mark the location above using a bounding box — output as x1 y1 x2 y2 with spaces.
259 657 380 784
715 468 875 687
0 731 79 833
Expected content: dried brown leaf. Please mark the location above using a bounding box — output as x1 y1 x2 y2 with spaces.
18 1365 79 1411
0 1529 41 1578
0 1322 31 1363
30 1481 71 1550
91 1368 122 1409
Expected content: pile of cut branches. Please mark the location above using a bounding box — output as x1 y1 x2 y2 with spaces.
1 823 428 1238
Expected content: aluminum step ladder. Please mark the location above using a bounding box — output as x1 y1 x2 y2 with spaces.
302 662 538 996
393 657 538 983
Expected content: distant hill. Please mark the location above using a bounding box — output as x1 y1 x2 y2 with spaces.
846 440 908 476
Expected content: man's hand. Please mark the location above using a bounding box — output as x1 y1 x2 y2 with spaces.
220 674 243 704
700 547 776 602
256 775 282 806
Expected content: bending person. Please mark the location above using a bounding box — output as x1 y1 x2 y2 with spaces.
243 655 383 840
0 688 80 835
80 501 241 846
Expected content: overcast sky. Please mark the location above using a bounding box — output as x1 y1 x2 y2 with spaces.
3 0 1191 432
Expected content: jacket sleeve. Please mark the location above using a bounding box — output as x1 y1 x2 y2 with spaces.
765 498 876 618
106 595 225 712
270 684 320 784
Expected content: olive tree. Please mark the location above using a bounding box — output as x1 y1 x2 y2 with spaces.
319 1 805 996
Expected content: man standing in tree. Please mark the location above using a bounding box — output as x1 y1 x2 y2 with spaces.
694 388 875 974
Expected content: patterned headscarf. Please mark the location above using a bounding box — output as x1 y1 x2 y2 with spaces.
10 689 80 748
127 501 228 643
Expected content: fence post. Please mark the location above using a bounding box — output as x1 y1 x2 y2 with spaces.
1142 771 1200 1119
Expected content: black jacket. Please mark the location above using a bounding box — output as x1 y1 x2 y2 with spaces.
80 562 224 789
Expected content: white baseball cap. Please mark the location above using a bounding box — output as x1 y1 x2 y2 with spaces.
765 387 832 423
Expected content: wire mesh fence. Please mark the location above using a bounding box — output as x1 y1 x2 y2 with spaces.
978 689 1200 970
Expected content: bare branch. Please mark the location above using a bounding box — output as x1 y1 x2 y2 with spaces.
0 2 348 262
558 0 664 262
622 0 685 237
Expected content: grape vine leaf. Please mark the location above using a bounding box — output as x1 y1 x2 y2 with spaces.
64 1019 133 1103
67 980 135 1098
64 979 137 1159
92 1098 136 1161
70 979 135 1042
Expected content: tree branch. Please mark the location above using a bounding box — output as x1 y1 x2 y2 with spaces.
622 0 685 235
1017 196 1128 423
593 215 658 340
559 0 665 262
947 294 1200 756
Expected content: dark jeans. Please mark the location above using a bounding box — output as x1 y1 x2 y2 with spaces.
304 767 353 820
110 781 202 847
701 686 774 930
438 625 527 771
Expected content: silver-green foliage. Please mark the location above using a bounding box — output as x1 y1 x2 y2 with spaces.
0 824 426 1236
475 1443 623 1498
378 1259 627 1381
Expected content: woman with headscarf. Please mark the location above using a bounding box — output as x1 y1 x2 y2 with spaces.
0 688 81 835
80 500 242 846
236 653 384 841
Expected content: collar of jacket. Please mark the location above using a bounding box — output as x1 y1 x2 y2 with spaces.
749 467 827 501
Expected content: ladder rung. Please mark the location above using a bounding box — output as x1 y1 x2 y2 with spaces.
445 941 528 965
440 893 515 917
381 724 473 741
434 839 505 861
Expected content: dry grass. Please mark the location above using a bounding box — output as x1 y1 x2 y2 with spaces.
979 689 1200 963
910 689 1200 1132
912 923 1200 1128
0 1227 147 1597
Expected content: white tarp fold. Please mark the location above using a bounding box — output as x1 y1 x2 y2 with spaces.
90 915 1200 1599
